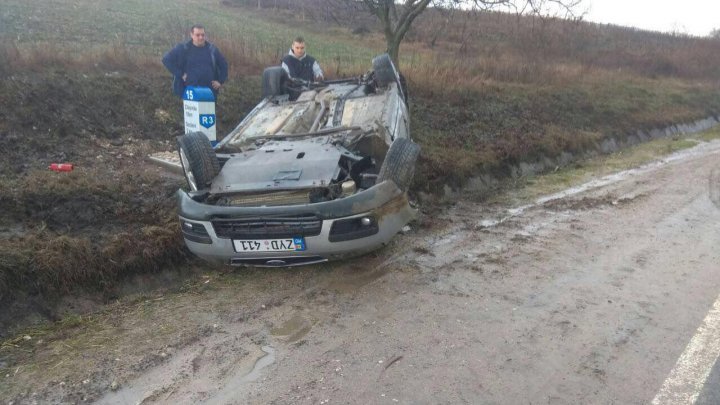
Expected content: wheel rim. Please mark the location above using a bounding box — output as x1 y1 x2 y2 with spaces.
179 147 198 191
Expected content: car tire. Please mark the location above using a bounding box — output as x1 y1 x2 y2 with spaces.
373 54 408 105
377 137 420 192
372 54 400 87
262 66 288 98
177 131 220 191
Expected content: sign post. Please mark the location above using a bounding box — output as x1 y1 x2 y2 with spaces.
182 86 217 146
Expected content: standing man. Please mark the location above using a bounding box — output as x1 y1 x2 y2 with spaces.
281 36 324 82
162 24 228 98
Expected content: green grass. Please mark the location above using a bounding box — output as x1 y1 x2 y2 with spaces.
0 0 384 69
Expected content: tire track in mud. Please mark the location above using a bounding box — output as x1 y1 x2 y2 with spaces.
11 140 720 404
250 138 720 404
90 255 410 405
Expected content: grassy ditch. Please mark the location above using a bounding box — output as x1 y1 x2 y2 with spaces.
3 127 720 404
0 168 188 302
1 0 720 307
0 69 260 174
410 77 720 191
0 68 263 309
1 67 718 305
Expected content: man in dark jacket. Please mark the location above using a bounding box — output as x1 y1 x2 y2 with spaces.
162 24 228 98
281 36 324 82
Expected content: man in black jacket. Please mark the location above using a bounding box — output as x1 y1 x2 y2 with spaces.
281 36 324 82
162 24 229 98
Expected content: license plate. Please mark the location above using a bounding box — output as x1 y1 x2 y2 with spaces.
233 237 306 252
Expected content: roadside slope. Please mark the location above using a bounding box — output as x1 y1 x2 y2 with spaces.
3 135 720 403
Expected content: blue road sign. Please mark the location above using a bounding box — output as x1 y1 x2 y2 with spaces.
199 114 216 129
183 87 215 102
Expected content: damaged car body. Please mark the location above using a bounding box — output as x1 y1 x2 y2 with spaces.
176 54 420 267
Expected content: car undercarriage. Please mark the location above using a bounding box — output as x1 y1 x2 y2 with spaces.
175 54 420 266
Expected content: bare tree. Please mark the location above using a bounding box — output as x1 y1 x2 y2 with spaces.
361 0 584 65
361 0 433 64
424 7 454 49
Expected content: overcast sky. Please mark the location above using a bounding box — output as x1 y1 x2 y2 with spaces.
584 0 719 36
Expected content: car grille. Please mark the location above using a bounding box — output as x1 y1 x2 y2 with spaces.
218 190 310 207
212 214 322 239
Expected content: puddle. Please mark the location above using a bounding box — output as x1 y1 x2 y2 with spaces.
95 348 199 405
433 232 461 246
97 345 277 405
238 346 275 383
206 346 276 405
270 314 312 343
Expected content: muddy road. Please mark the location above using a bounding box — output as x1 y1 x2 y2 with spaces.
4 139 720 404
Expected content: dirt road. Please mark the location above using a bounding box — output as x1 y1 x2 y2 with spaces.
5 139 720 404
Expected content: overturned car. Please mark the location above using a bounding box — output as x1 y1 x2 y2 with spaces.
175 54 420 267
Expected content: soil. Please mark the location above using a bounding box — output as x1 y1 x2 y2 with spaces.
2 69 720 404
2 130 720 403
0 70 254 174
0 69 260 309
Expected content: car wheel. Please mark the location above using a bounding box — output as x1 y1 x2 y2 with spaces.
372 54 400 88
377 137 420 192
262 66 288 98
177 131 220 191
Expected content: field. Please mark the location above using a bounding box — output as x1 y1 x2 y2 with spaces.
1 0 720 313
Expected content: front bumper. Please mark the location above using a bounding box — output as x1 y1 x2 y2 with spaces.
176 180 415 266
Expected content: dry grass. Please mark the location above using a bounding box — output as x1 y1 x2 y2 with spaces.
0 226 188 301
232 1 720 85
1 41 150 73
0 169 189 301
1 0 720 301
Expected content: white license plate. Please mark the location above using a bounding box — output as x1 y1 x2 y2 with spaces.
233 237 306 252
